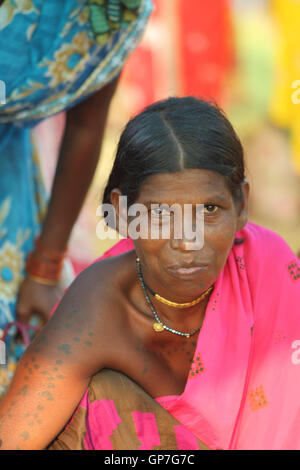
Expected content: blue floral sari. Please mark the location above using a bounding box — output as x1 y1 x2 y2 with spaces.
0 0 153 395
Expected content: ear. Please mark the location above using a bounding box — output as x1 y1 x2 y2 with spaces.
110 189 128 237
236 180 249 231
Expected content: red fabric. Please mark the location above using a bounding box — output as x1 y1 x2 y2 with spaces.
121 0 234 116
177 0 234 102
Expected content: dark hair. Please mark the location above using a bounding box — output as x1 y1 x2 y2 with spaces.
103 96 246 207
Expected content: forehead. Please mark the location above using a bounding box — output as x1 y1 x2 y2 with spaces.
135 169 232 204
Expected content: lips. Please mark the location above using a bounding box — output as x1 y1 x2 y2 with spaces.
167 264 209 279
168 262 209 270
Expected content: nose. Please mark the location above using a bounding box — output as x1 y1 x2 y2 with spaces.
169 206 205 251
170 238 204 252
170 226 204 252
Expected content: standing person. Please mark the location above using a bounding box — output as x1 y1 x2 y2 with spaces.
0 0 153 396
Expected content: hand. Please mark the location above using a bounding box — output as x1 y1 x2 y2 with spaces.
16 276 65 325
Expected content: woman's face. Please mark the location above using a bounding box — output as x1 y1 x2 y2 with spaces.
114 168 249 300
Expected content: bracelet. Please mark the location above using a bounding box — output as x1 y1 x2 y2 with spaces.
26 251 63 284
34 237 68 262
25 237 67 284
26 273 59 286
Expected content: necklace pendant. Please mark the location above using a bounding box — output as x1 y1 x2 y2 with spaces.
153 322 164 332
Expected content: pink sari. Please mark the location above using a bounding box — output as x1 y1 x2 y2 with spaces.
92 222 300 450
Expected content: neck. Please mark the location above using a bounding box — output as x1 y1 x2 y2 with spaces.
136 258 213 331
140 268 212 311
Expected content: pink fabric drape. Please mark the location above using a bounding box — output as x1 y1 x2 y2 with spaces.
97 223 300 449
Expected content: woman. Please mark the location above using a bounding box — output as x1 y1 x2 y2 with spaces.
0 0 153 395
0 97 299 450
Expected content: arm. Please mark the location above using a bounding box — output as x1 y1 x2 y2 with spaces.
16 76 119 323
38 76 119 253
0 266 109 450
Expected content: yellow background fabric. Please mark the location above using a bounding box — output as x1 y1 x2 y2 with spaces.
269 0 300 174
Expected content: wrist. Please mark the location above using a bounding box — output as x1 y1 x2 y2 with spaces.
26 237 68 285
37 230 69 254
34 236 67 261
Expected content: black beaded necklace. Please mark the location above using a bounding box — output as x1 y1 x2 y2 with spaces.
136 257 212 338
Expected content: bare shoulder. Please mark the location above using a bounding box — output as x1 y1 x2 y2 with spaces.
36 250 137 374
0 252 136 449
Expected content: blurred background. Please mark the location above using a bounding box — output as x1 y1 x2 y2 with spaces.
33 0 300 270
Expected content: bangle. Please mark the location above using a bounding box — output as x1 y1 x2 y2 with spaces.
26 251 63 284
25 237 67 284
26 273 59 286
34 237 68 262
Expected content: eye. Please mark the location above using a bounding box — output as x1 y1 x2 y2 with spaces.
203 204 219 214
151 207 170 217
